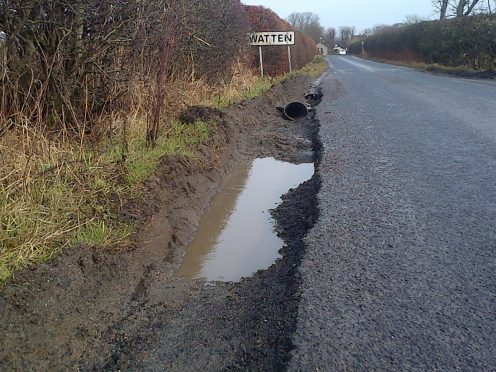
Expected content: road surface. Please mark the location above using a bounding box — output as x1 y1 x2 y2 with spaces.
291 56 496 370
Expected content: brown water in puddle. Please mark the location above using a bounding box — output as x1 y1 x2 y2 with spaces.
176 157 314 282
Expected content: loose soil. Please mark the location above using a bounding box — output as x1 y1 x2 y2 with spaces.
0 75 323 370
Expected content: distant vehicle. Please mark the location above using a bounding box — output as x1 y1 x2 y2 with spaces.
333 46 347 55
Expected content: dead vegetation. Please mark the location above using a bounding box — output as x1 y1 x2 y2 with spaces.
0 0 248 139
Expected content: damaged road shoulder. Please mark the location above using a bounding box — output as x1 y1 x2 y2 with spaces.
99 103 324 372
0 75 326 371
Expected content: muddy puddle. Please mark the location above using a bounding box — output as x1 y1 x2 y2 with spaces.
176 157 314 282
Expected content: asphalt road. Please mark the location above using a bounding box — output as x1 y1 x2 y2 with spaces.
290 56 496 370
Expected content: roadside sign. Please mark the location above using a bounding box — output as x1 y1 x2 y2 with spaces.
249 31 295 46
249 31 295 76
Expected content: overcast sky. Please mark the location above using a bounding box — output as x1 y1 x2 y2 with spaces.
241 0 437 31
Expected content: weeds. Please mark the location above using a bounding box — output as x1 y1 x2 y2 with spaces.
0 118 209 283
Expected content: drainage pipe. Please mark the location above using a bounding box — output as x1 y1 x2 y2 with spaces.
284 102 308 121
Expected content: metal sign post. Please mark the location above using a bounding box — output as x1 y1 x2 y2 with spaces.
249 31 295 76
287 45 292 73
259 46 264 77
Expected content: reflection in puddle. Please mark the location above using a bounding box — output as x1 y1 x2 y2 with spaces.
176 157 314 282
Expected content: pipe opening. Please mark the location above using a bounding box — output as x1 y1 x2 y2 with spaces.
284 102 308 121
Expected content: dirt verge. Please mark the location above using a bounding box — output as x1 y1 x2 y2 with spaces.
0 75 323 370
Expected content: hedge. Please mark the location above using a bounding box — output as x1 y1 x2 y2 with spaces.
244 6 318 76
349 15 496 71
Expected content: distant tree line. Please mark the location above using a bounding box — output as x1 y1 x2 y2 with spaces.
287 12 323 43
287 2 496 54
286 12 357 50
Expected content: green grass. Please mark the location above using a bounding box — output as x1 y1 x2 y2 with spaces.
123 120 209 186
71 220 135 247
240 78 276 101
0 119 210 284
281 55 328 81
0 263 11 283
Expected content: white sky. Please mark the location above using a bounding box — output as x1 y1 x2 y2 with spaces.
241 0 437 31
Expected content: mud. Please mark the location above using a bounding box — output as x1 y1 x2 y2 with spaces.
177 158 314 282
178 105 224 124
0 75 323 370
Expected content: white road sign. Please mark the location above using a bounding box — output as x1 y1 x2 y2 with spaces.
249 31 295 46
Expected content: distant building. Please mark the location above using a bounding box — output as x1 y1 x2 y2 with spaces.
316 43 329 56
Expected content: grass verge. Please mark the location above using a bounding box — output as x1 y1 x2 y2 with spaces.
0 119 210 283
357 54 496 79
0 57 328 284
284 55 329 80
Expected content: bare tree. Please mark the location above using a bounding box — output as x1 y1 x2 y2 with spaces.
488 0 496 13
363 25 386 36
338 26 355 47
434 0 494 18
433 0 450 19
287 12 324 43
404 14 426 24
323 27 336 48
456 0 482 15
350 26 357 38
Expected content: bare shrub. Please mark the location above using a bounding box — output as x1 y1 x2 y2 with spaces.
0 0 248 141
